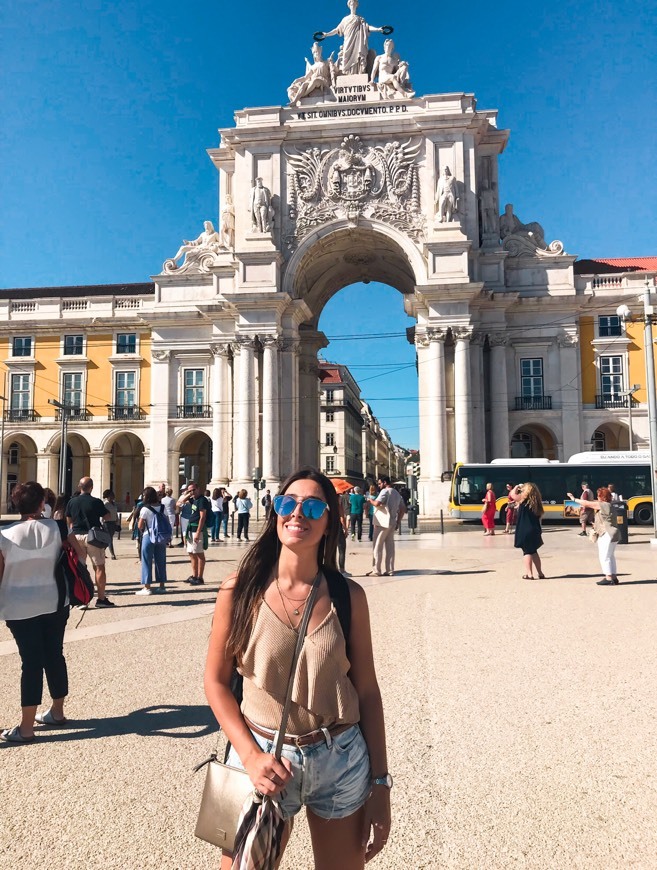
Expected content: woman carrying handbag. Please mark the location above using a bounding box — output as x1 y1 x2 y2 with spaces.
567 486 621 585
204 468 391 869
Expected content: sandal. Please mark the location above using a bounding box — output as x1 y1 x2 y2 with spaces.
538 573 546 579
522 575 534 579
35 709 68 727
1 725 35 743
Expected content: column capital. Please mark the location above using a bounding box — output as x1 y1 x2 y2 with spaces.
426 326 448 343
210 342 232 358
152 349 171 362
557 333 579 347
279 338 300 354
489 332 510 348
232 334 258 354
299 360 320 376
471 330 486 346
260 335 282 350
452 326 474 342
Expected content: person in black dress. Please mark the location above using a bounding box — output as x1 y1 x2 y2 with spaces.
513 482 546 579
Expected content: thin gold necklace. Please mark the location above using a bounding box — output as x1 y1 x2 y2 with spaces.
275 577 312 616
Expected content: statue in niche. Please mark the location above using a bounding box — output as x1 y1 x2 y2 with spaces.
249 178 273 233
370 39 415 98
436 166 459 222
220 195 235 249
288 42 336 105
480 181 498 235
163 220 223 273
315 0 391 76
499 203 546 246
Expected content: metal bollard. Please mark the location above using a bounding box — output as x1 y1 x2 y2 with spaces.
440 509 444 535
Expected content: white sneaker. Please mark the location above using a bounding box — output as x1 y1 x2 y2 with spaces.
135 587 152 596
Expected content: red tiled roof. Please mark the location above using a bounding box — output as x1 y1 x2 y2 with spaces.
574 257 657 275
319 364 342 384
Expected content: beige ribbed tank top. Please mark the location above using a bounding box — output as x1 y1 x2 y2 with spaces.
238 597 360 734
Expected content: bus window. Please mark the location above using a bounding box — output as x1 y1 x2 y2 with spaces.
457 471 487 504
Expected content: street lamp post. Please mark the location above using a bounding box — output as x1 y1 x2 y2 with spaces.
626 384 640 451
49 399 72 495
618 276 657 543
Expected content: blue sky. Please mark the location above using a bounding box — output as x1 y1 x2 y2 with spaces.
2 0 655 448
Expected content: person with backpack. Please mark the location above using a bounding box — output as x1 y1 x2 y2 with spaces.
136 487 172 595
204 468 391 869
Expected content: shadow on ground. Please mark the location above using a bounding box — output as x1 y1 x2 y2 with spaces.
1 705 217 745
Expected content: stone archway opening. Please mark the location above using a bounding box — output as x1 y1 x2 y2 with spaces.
589 422 629 452
106 432 145 511
510 424 558 460
51 432 90 496
178 431 212 492
2 434 38 511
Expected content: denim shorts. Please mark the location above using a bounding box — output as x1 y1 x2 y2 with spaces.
226 723 371 820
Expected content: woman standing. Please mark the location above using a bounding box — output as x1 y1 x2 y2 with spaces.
367 484 377 542
210 488 223 543
220 487 232 539
481 482 497 536
567 487 620 585
234 489 253 542
0 481 84 743
504 483 518 534
102 489 120 560
514 482 546 579
204 468 391 869
136 487 167 595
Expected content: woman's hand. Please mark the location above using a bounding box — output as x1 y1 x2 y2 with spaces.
243 749 293 797
567 492 575 501
361 786 391 862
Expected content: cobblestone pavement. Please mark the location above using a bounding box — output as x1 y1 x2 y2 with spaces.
1 524 656 869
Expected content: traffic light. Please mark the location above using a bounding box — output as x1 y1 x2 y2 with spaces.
179 456 190 481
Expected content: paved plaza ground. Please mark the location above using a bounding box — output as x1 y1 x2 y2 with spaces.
1 522 656 869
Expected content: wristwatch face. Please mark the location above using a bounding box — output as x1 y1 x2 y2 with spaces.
374 773 393 788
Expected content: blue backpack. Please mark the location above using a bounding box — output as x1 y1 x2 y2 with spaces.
146 505 173 544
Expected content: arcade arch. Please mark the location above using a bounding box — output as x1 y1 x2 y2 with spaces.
587 422 629 452
105 432 145 510
510 424 558 460
177 431 212 491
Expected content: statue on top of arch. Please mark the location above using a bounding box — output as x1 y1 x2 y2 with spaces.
287 1 414 104
499 203 565 257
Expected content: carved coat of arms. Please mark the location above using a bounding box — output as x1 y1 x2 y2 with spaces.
285 135 424 248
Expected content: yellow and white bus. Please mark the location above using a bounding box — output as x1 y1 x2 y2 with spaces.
450 452 654 525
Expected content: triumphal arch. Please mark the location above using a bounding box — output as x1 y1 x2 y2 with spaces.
154 2 571 516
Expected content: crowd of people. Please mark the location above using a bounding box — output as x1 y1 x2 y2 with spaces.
481 478 624 585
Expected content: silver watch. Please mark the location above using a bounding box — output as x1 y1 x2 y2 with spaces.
372 773 393 788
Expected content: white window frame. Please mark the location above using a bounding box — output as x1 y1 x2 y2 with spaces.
11 336 34 358
61 371 85 410
10 372 32 412
62 334 86 357
8 443 20 465
325 455 335 472
182 368 206 407
326 432 335 447
520 358 544 398
114 332 139 356
112 367 140 417
599 354 624 399
325 389 334 403
597 315 622 338
325 410 334 423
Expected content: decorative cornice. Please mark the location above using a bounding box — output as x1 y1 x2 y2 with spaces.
488 333 509 347
151 349 171 362
210 342 232 358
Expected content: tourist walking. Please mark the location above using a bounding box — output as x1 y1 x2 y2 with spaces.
366 476 405 577
578 480 594 536
567 486 621 585
261 488 272 519
203 468 391 869
513 482 546 579
0 481 85 743
349 486 365 541
102 489 120 560
136 486 168 595
52 493 69 521
336 491 348 574
220 487 232 538
177 483 210 586
234 489 253 542
482 482 497 535
66 477 114 608
210 488 224 542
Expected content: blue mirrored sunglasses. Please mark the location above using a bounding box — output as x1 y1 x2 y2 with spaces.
273 494 329 520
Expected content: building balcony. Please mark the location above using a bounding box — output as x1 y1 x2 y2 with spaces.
107 405 146 421
514 396 553 411
176 404 212 419
4 408 39 423
55 407 91 421
595 394 629 409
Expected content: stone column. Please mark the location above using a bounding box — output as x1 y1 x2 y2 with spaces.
36 451 53 494
279 339 300 476
416 327 447 517
297 331 327 469
149 349 172 485
210 343 231 485
415 334 434 485
261 336 281 486
489 334 511 460
469 332 485 461
89 451 111 494
453 327 473 462
428 327 448 476
232 335 257 486
557 333 581 460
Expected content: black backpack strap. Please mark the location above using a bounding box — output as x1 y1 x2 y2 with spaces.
324 568 352 660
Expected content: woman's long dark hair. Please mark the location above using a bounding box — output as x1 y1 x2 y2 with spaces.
227 467 340 663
